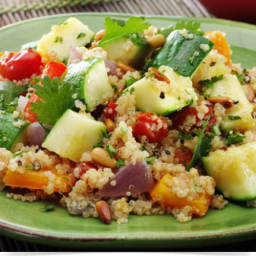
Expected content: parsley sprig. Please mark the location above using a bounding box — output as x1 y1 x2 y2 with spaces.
31 76 76 126
98 17 151 46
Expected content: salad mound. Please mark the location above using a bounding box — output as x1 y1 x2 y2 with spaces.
1 16 256 224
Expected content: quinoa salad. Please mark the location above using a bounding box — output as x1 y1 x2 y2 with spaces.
1 16 256 225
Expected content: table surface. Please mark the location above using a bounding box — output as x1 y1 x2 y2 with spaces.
0 0 256 252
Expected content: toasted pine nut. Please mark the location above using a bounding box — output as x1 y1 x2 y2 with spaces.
148 67 170 83
117 62 136 73
146 34 166 48
96 200 112 224
95 29 106 42
91 147 116 168
105 118 115 132
208 96 233 108
244 84 255 102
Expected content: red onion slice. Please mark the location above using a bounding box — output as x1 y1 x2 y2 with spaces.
100 161 154 198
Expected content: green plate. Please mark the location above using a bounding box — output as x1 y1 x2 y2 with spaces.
1 13 256 249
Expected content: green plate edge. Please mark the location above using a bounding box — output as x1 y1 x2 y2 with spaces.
1 13 256 249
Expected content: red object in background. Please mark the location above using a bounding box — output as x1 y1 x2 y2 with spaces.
104 100 117 120
199 0 256 24
0 49 43 81
46 61 67 79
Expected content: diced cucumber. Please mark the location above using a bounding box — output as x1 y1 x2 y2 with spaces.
203 142 256 201
42 109 106 162
37 17 94 62
99 37 151 69
0 112 27 150
205 74 255 130
64 57 113 112
128 66 198 115
150 30 213 77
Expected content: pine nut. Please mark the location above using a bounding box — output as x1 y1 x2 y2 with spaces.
244 84 255 102
105 118 115 132
117 62 136 73
96 200 112 224
147 33 166 48
148 67 170 83
95 29 106 42
208 96 233 108
91 147 116 168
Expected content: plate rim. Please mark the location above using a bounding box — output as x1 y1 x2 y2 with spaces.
1 12 256 248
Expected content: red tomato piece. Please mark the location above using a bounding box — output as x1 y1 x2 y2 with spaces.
104 100 117 120
46 61 67 79
77 161 98 178
174 151 193 166
23 93 40 123
133 112 168 143
0 49 43 81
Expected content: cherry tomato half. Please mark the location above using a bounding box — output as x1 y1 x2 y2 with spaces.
133 112 168 143
46 61 67 79
0 49 44 81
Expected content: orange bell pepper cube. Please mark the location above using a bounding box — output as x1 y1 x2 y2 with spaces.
204 31 231 66
46 61 67 79
4 170 72 193
150 174 212 216
23 93 40 123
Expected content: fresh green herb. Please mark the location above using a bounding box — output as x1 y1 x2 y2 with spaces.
93 141 104 148
146 156 156 165
232 70 244 84
199 75 224 89
116 159 125 168
228 115 241 121
129 87 135 95
211 125 221 136
0 81 28 112
185 99 194 106
225 133 245 145
99 17 151 46
141 144 146 151
102 130 111 139
62 176 70 182
187 119 212 170
43 203 55 212
111 84 119 94
13 151 24 157
179 132 193 143
54 36 63 43
31 76 76 125
106 144 117 158
125 77 137 88
77 32 86 39
24 164 35 170
160 20 204 38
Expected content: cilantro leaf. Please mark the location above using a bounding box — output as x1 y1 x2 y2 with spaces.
160 20 204 38
0 81 28 111
187 119 212 170
225 133 245 145
199 75 224 89
99 17 151 45
31 76 76 126
106 144 117 159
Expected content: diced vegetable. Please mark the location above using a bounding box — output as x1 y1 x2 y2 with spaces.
0 49 43 81
128 66 198 115
100 161 154 198
204 31 231 66
64 57 113 112
4 170 72 193
204 74 255 130
42 109 106 162
133 112 168 143
46 61 67 79
203 142 256 201
23 93 40 123
37 17 94 62
150 30 213 77
0 112 27 151
150 174 211 216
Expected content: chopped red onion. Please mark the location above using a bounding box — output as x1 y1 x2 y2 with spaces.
100 161 154 198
